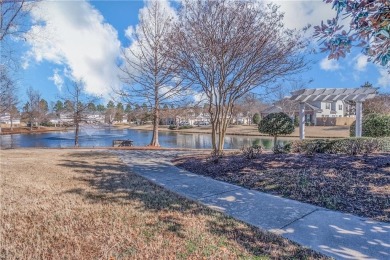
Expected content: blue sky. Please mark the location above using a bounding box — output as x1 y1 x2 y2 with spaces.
9 0 390 106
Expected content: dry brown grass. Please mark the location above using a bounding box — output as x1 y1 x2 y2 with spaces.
0 149 326 259
0 126 68 135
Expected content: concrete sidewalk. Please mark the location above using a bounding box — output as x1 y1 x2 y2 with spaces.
116 150 390 260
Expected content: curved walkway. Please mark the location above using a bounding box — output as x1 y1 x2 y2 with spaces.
115 150 390 260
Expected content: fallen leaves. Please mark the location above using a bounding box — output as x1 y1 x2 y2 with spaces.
173 152 390 222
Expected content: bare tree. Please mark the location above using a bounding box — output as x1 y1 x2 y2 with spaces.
105 100 116 126
236 93 268 125
1 0 39 133
0 66 17 110
0 67 18 133
363 94 390 115
8 104 19 130
0 0 37 41
1 0 38 74
61 80 99 147
22 87 40 130
169 0 308 155
119 0 190 147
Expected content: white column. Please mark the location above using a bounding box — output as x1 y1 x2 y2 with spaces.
355 101 362 137
299 102 305 140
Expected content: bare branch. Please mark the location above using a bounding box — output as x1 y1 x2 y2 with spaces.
168 0 309 155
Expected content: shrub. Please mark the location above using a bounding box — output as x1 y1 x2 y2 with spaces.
241 145 262 159
382 138 390 152
350 113 390 137
41 122 55 127
168 125 176 130
273 142 292 154
252 113 261 125
293 115 299 127
291 138 389 155
179 125 193 130
258 112 295 152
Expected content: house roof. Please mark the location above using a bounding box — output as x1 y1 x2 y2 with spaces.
305 102 322 112
261 101 322 114
261 105 283 114
290 88 376 102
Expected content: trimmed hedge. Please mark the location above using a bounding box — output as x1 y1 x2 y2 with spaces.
179 125 193 130
350 113 390 137
258 112 295 137
258 112 294 153
291 137 390 155
252 113 261 125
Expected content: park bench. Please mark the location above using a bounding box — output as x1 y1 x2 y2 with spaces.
113 139 134 147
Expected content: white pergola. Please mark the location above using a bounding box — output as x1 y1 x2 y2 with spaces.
290 88 377 139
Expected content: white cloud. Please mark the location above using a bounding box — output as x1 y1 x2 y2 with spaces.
124 26 135 41
320 58 341 71
24 0 121 97
354 55 368 72
377 67 390 88
48 69 64 91
270 0 352 53
272 0 335 31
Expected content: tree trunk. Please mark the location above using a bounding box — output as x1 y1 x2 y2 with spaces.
75 122 79 147
150 106 160 146
211 119 217 151
10 115 13 131
175 117 179 129
273 135 277 151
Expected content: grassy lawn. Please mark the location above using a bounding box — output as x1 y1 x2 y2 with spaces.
174 152 390 223
0 149 325 259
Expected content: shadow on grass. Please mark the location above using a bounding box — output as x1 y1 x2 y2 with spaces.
58 150 324 259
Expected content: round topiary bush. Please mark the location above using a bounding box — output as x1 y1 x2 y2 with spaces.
252 113 261 125
350 113 390 137
258 112 294 151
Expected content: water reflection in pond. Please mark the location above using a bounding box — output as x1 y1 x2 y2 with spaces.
0 127 285 149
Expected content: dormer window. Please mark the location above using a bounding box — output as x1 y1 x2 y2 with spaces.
325 103 330 109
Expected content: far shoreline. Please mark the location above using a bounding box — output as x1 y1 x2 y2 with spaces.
0 126 69 135
0 123 351 139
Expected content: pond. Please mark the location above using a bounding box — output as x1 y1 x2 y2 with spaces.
0 127 285 149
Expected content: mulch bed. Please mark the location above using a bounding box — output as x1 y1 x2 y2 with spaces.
173 152 390 223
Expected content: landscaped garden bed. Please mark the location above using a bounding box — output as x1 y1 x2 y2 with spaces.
173 152 390 223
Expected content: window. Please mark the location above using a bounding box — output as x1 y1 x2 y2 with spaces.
339 104 343 110
325 103 330 109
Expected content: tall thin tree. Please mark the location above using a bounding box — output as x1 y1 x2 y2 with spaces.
0 66 18 133
22 87 41 130
61 80 99 147
120 0 190 147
